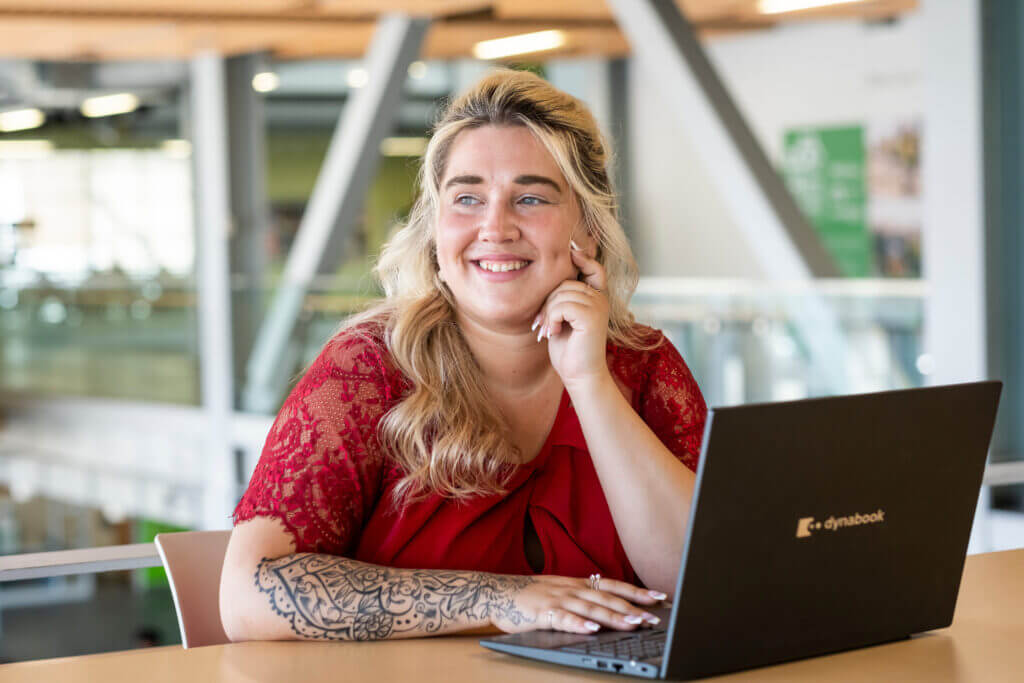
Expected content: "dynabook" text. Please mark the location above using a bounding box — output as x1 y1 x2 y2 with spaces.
796 509 885 538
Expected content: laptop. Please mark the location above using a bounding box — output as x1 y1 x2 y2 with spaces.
480 381 1002 680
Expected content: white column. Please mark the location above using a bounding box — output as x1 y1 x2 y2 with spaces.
920 0 989 552
191 50 236 531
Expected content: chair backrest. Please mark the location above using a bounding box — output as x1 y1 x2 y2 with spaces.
154 530 232 649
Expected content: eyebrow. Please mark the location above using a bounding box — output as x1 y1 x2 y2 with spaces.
515 174 562 193
443 174 562 193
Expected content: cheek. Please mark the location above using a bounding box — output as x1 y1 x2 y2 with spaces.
536 226 574 268
435 225 473 269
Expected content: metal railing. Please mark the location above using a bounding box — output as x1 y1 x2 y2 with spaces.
0 543 160 582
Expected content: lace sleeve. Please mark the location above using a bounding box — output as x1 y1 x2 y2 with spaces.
638 336 708 473
233 329 397 555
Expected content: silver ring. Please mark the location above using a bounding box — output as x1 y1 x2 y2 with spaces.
546 609 555 630
589 573 601 591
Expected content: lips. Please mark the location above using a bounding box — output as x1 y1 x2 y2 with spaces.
475 260 530 272
469 255 533 281
469 254 532 262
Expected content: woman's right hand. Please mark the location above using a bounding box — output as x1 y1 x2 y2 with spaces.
491 574 666 635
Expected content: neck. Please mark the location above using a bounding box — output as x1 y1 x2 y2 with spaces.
455 310 557 395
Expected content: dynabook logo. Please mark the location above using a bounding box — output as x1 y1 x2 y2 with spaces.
796 510 886 538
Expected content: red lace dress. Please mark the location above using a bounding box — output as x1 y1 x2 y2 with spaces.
233 324 707 586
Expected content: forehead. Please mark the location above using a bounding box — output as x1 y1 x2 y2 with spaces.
442 125 566 186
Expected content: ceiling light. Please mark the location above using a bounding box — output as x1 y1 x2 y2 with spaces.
380 137 428 157
251 71 280 93
407 61 428 79
0 108 45 133
473 30 567 60
0 140 54 158
757 0 865 14
80 92 140 118
347 67 369 89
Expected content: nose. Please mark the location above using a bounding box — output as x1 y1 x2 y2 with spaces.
477 201 520 242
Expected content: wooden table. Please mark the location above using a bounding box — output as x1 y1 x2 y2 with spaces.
2 549 1022 682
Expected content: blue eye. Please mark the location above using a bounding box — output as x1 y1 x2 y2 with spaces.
520 196 546 206
456 195 479 206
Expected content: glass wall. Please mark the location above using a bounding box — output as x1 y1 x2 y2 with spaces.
1 16 1020 660
0 145 198 404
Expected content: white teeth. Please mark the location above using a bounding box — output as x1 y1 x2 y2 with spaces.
477 260 528 272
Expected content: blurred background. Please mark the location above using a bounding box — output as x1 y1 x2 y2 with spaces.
1 0 1022 662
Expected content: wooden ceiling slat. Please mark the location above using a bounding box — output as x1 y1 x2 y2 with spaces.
492 0 751 23
314 0 493 18
0 0 306 14
735 0 919 22
492 0 917 23
422 22 630 59
0 17 376 61
0 0 919 61
0 0 918 21
0 0 491 18
0 16 630 61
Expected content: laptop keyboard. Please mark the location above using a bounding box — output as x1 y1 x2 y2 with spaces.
560 629 667 661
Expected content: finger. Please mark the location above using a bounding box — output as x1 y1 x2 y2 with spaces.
570 248 607 292
545 282 600 303
548 608 602 634
548 280 601 297
575 590 662 626
540 292 598 325
575 589 646 617
584 577 666 606
561 597 642 631
538 281 606 338
569 238 600 263
532 308 546 338
543 301 594 337
544 301 593 339
542 282 601 309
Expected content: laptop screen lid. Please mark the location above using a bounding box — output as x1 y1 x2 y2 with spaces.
660 381 1001 680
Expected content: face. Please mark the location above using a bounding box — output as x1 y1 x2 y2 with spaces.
436 124 589 331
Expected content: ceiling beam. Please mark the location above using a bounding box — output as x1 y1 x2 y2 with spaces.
0 0 918 61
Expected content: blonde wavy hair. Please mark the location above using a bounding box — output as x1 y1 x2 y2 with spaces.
339 69 661 507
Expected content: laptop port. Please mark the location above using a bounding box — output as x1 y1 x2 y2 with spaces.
613 663 623 672
597 661 607 669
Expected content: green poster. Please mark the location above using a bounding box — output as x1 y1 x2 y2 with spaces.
781 126 873 277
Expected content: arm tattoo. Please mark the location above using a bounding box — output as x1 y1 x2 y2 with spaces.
254 554 536 640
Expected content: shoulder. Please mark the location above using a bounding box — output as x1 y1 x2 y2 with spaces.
318 319 407 402
606 324 689 394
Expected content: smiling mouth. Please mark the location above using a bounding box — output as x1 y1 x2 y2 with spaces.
472 260 532 273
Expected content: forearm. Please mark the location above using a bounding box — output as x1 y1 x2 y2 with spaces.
567 374 696 595
232 553 535 641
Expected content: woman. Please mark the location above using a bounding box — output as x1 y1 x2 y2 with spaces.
220 69 707 642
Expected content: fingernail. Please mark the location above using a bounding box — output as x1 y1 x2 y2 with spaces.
537 326 544 342
545 326 552 339
623 615 644 625
531 317 540 331
648 591 667 600
570 240 581 251
584 621 600 631
642 613 660 625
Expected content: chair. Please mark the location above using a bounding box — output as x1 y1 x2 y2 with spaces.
154 530 232 649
